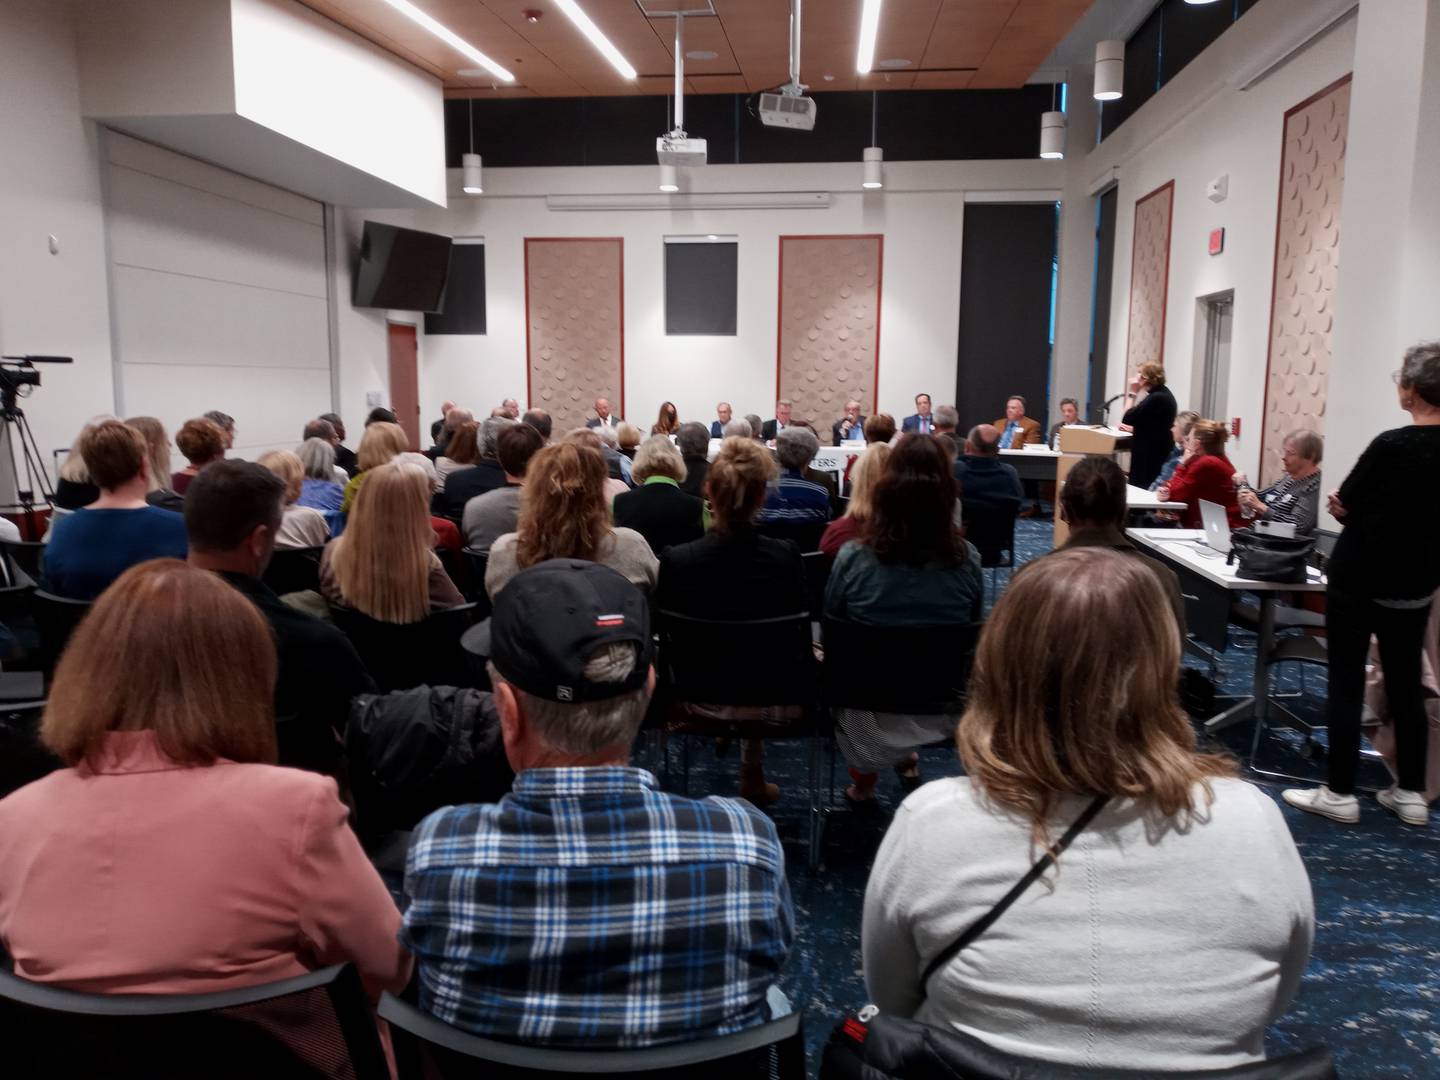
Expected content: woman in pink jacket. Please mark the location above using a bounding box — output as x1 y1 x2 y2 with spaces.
0 559 411 1000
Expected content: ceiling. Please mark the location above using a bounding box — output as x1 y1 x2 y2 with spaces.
298 0 1096 98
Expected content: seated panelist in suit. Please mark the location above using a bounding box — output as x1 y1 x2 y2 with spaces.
584 396 622 434
900 393 935 434
760 399 793 441
994 395 1042 449
1049 397 1081 450
832 400 867 445
709 401 732 439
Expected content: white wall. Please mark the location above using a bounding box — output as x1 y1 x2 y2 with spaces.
104 131 332 459
1081 0 1358 481
332 159 1064 437
0 0 117 485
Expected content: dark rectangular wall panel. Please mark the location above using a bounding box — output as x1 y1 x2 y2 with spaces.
1090 186 1119 417
424 241 485 335
955 204 1057 431
665 241 738 335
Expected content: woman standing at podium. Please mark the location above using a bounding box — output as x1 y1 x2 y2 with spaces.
1119 362 1178 490
1285 342 1440 828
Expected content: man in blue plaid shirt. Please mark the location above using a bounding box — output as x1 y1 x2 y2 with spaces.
403 559 794 1048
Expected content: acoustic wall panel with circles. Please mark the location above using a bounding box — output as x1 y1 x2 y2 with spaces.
776 235 883 428
1260 76 1351 488
524 238 624 433
1124 181 1175 385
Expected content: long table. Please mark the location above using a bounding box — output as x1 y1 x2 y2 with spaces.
1126 528 1325 737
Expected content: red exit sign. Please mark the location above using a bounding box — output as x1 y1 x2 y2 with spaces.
1209 227 1225 256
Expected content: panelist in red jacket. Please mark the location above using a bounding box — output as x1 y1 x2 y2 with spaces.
1157 419 1243 530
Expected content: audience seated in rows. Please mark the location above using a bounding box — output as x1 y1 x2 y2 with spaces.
722 417 752 440
826 434 983 804
820 442 891 562
953 424 1022 510
654 437 808 806
793 421 842 515
435 416 511 520
1148 409 1200 493
186 461 373 773
1156 418 1243 529
0 560 410 999
402 560 793 1047
613 436 705 555
744 412 764 441
126 415 185 512
434 417 479 491
757 426 831 543
863 547 1313 1071
462 421 543 554
676 421 711 498
203 410 236 451
565 427 630 503
44 420 187 600
172 417 226 495
320 412 359 477
256 450 331 549
296 436 345 513
1056 455 1185 634
617 422 642 458
522 407 552 442
1234 428 1323 536
486 443 658 598
322 461 464 621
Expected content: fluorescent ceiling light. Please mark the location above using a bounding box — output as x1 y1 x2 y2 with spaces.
376 0 513 82
554 0 638 80
856 0 883 75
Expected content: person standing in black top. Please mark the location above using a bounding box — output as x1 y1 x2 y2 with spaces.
1119 362 1179 490
1285 342 1440 828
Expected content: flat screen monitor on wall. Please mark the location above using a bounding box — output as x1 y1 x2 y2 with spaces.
352 222 453 312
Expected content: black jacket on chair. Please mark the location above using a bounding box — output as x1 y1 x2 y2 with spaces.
613 480 705 555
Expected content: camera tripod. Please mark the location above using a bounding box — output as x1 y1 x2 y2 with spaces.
0 394 57 517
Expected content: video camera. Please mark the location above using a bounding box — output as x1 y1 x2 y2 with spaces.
0 355 71 410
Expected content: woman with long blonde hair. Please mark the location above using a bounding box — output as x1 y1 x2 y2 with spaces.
320 462 462 623
340 421 410 514
820 442 891 561
862 548 1312 1071
484 443 657 599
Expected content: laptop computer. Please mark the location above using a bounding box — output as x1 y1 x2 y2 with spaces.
1197 499 1233 556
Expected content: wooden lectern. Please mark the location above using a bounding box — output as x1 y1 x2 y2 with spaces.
1052 426 1132 544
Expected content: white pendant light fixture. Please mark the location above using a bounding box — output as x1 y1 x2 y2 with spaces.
461 99 482 194
1039 83 1065 159
862 91 883 189
856 0 883 75
1094 39 1124 101
658 163 679 192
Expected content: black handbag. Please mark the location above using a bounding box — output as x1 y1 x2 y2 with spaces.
1226 530 1316 584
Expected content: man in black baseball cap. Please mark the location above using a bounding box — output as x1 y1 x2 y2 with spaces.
403 560 793 1049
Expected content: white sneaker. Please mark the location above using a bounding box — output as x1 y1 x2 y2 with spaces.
1376 787 1430 826
1282 785 1360 824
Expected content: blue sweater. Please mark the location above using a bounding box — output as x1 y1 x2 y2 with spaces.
45 506 188 600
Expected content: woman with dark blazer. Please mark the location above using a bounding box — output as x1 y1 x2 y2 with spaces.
612 436 705 555
1156 419 1243 530
1285 342 1440 828
654 437 806 806
1120 362 1179 490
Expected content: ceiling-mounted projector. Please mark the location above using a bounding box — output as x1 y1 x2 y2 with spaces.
657 134 707 166
758 91 816 131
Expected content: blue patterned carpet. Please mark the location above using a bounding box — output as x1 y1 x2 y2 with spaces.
649 518 1440 1079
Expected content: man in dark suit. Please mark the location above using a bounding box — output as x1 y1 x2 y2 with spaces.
584 396 621 435
708 402 732 439
953 424 1023 509
831 400 866 445
759 399 793 441
901 393 935 434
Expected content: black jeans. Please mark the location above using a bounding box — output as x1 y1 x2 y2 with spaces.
1325 586 1432 794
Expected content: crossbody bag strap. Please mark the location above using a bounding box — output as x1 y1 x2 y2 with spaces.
919 794 1110 989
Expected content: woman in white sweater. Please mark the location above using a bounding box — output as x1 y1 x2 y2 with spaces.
862 547 1314 1073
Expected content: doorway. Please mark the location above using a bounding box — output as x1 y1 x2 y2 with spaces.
386 321 421 450
1193 291 1233 420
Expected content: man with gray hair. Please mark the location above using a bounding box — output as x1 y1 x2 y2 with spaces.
722 417 752 440
434 415 515 519
933 404 959 436
407 561 793 1047
760 399 793 441
757 425 831 542
676 421 711 498
709 401 733 438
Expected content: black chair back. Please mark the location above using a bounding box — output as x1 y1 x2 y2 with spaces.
30 590 92 678
0 701 59 800
261 546 323 596
380 993 805 1080
461 548 492 614
802 550 830 617
962 502 1018 569
0 962 389 1080
331 603 479 692
656 610 815 708
756 521 826 555
0 539 44 583
822 619 983 715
